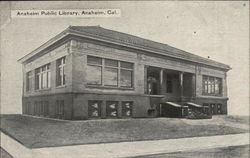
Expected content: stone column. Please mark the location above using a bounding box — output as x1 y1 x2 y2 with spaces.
179 72 184 102
191 74 196 99
144 66 148 94
159 69 164 94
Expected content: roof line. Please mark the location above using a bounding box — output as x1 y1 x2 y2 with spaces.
17 27 70 63
70 26 230 69
68 29 231 70
18 26 231 71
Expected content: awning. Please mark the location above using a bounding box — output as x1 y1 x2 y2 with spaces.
164 102 182 108
186 102 203 108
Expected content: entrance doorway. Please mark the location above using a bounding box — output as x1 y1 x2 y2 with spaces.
147 67 160 95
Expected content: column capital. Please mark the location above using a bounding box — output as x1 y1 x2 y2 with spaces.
179 71 184 75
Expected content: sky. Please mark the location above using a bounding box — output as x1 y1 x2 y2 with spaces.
0 1 249 115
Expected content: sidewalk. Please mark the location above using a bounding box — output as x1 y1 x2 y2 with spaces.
1 131 249 158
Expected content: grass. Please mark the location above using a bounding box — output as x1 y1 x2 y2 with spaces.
0 114 248 148
224 115 249 125
134 145 250 158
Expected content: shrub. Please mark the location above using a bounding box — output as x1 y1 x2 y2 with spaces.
186 110 212 119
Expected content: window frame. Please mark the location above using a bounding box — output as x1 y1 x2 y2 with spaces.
210 104 216 115
35 64 51 90
104 59 119 87
120 61 134 88
86 56 134 89
202 75 222 96
56 100 65 119
106 101 119 118
122 101 133 117
217 104 222 114
56 57 66 87
43 101 49 117
88 100 102 118
26 71 32 92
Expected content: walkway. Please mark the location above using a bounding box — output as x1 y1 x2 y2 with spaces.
1 132 249 158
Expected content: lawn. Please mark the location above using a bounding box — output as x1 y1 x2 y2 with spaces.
0 114 248 148
224 115 249 125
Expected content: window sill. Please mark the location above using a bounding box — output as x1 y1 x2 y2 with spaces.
56 85 66 89
34 88 51 92
144 94 165 98
86 85 134 90
202 94 223 97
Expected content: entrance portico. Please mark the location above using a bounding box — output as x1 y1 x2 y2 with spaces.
145 66 195 103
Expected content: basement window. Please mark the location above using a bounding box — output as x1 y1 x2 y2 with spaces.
56 100 64 119
217 104 222 114
122 101 133 117
88 100 102 118
106 101 118 118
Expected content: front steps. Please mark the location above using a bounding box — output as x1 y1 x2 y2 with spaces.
160 102 211 119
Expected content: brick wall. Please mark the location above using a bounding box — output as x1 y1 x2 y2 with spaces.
21 37 229 119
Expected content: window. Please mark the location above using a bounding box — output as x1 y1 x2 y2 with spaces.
33 102 36 115
56 100 64 118
35 64 51 90
26 102 31 115
205 103 223 115
104 59 118 86
106 101 118 118
122 101 133 117
43 101 49 116
40 101 49 116
104 67 118 86
210 104 217 115
87 56 102 85
86 56 134 88
203 103 210 115
32 101 49 116
26 71 32 91
215 78 221 94
40 102 44 116
24 102 30 114
217 104 222 114
88 100 102 118
88 56 102 65
39 102 42 115
34 101 39 116
56 57 66 86
202 75 222 95
120 61 133 87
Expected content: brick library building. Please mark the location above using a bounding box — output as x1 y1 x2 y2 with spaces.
18 26 231 120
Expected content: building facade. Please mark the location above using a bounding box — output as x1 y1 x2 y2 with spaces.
19 26 231 120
